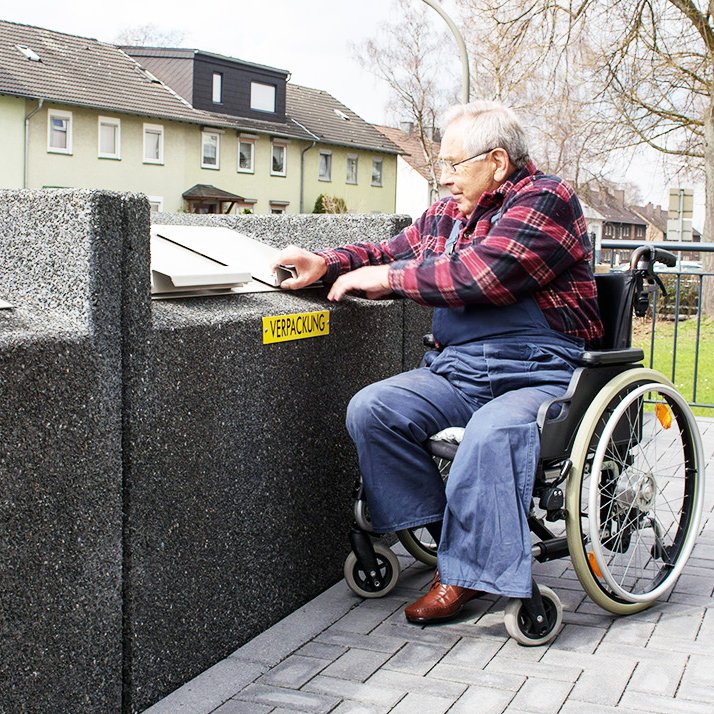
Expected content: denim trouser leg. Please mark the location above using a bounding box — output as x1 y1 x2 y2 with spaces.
346 367 479 532
437 384 568 598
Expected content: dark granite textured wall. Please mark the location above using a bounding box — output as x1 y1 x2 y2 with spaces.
1 192 430 712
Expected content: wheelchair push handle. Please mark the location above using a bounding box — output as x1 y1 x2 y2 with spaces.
629 245 677 271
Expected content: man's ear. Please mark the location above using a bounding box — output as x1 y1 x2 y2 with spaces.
491 149 512 182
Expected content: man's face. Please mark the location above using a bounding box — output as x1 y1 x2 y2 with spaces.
438 118 503 218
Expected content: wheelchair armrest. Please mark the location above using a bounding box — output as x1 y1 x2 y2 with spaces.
580 348 644 366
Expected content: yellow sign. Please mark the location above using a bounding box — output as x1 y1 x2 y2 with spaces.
262 310 330 344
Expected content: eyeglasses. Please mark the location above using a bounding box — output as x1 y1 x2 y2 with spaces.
435 150 493 175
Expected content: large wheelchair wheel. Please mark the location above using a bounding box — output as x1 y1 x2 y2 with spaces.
566 369 705 614
396 454 452 566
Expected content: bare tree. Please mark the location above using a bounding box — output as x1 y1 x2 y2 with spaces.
113 24 186 47
354 0 458 198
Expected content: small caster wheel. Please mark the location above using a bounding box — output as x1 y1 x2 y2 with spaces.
504 585 563 646
344 542 400 598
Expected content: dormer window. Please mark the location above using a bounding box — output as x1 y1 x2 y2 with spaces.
251 82 276 113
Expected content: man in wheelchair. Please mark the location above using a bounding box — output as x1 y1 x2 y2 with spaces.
275 100 603 625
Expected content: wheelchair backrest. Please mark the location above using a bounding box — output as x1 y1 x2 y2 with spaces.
594 272 637 350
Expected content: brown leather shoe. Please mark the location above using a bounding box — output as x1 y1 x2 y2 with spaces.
404 570 482 624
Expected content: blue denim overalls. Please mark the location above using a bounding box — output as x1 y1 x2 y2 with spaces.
346 222 584 598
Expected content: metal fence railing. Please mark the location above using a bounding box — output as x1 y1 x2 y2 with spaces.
600 239 714 411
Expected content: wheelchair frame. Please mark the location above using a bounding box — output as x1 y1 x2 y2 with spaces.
344 245 706 645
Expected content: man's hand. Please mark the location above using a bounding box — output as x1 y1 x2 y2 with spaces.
271 245 327 289
327 265 392 301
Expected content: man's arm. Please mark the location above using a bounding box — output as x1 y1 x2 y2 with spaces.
388 180 589 307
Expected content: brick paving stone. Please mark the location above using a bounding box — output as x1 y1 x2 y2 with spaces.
370 621 461 649
428 662 525 690
507 676 573 713
367 668 467 699
649 608 705 641
559 702 648 714
382 641 450 675
447 684 515 714
388 692 455 714
696 606 714 641
562 611 613 628
547 622 607 653
296 642 349 661
493 637 548 662
142 658 266 714
679 653 714 690
438 635 503 669
212 701 274 714
567 656 635 706
302 674 405 707
646 635 714 656
334 599 406 635
627 659 687 698
314 629 406 654
231 683 339 713
320 647 393 682
620 691 714 714
329 702 392 714
599 618 656 646
484 656 582 684
257 654 330 688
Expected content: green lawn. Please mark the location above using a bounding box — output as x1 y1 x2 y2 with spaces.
632 316 714 416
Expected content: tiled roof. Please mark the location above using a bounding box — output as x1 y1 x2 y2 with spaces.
0 20 398 153
286 84 400 155
374 125 439 180
182 184 244 200
582 189 646 225
0 20 205 124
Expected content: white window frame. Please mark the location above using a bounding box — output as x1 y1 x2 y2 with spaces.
98 116 121 159
318 151 332 182
371 158 383 187
251 82 276 113
47 110 72 154
148 195 164 212
271 141 287 177
237 137 255 173
201 130 221 170
143 123 164 164
212 72 223 104
346 154 358 184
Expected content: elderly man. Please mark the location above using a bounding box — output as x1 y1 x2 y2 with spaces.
274 101 602 623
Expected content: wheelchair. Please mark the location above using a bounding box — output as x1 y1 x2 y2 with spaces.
343 245 706 645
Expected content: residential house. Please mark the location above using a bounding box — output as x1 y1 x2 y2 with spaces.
0 20 399 215
375 123 448 220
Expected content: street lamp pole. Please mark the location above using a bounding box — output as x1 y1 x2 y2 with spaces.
418 0 470 103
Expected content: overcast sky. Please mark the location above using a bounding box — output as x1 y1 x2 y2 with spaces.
5 1 704 225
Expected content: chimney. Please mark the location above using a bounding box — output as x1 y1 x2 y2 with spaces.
615 190 625 207
400 121 415 135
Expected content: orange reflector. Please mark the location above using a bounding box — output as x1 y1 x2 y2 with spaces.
655 402 672 429
588 551 603 578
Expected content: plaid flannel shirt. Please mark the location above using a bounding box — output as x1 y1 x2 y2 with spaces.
318 162 603 346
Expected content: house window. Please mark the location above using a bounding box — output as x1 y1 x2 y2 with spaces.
143 123 164 164
319 151 332 181
271 142 287 176
98 116 120 159
635 225 645 238
604 224 613 236
47 110 72 153
269 200 289 214
371 158 383 187
346 155 358 184
201 131 220 169
238 139 255 173
148 196 164 212
212 73 223 104
251 82 276 113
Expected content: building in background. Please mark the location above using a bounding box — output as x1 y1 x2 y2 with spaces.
1 20 399 215
375 123 448 221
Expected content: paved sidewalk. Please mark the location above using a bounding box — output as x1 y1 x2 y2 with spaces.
146 418 714 714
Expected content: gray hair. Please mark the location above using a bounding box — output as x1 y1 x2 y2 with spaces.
441 101 530 169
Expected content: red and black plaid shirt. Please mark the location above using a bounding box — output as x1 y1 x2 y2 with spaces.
318 162 603 346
